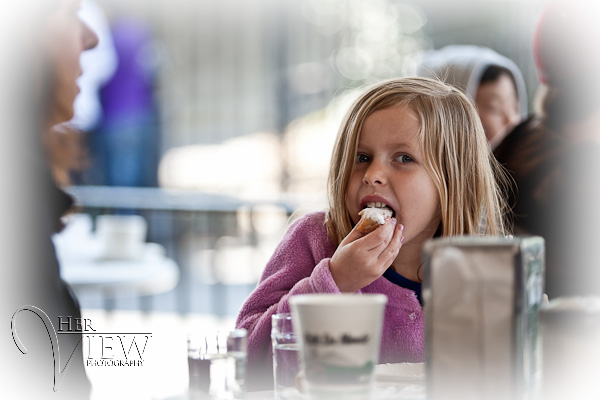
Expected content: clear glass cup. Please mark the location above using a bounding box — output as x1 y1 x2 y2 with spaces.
271 313 301 399
187 329 247 399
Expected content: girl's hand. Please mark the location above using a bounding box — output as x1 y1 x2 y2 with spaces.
329 218 404 292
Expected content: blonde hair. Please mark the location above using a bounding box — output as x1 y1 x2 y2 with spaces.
325 77 511 245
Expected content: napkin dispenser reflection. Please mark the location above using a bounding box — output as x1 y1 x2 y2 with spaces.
423 236 544 400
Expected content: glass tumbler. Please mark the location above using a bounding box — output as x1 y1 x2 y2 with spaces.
187 329 247 399
271 313 301 399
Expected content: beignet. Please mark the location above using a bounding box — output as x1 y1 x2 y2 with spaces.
356 207 393 234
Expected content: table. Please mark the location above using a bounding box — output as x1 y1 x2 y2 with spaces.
59 243 179 299
166 363 426 400
54 214 180 306
66 185 324 213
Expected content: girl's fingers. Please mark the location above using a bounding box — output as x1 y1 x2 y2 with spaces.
377 223 404 263
340 223 369 246
332 220 405 292
359 218 397 251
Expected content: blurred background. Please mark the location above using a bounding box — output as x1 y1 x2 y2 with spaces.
50 0 547 321
0 0 557 397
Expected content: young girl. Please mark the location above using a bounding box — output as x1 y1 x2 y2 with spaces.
236 77 509 390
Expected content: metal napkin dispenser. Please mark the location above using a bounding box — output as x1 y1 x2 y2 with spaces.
423 236 545 400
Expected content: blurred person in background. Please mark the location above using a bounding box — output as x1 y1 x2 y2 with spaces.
494 0 600 298
0 0 98 398
417 45 528 149
84 14 161 187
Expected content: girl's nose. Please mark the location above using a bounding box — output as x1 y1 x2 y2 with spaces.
363 161 387 186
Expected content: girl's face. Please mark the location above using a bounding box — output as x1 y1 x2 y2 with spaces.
475 73 520 148
45 0 98 126
346 104 441 248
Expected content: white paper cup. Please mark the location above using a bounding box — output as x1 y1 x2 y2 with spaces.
290 294 387 399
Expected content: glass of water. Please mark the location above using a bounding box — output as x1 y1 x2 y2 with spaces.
271 313 301 399
187 329 247 399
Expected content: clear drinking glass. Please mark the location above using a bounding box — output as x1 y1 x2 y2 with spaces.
271 313 301 399
187 329 247 399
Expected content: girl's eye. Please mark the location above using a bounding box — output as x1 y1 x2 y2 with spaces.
396 154 413 163
356 154 370 163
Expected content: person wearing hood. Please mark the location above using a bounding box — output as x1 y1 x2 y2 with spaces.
416 45 528 149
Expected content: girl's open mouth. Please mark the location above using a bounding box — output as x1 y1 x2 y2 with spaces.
363 201 396 218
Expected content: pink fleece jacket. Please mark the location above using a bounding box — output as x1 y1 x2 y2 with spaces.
235 212 424 390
